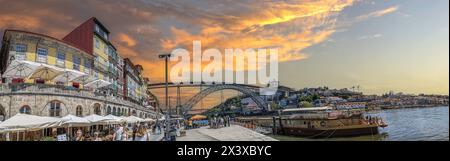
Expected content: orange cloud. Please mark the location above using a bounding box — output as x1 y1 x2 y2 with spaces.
0 15 41 30
118 33 137 47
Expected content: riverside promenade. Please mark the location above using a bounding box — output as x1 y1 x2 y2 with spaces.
177 125 277 141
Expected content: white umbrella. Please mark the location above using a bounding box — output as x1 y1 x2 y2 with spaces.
84 79 111 89
61 114 91 127
0 113 62 132
83 114 111 124
143 118 155 122
102 114 125 124
122 116 144 123
73 75 96 85
29 63 64 81
53 69 87 84
2 60 41 78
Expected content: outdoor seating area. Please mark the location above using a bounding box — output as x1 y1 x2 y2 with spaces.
0 113 158 141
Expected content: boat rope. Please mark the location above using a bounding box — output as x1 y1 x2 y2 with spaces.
325 128 338 139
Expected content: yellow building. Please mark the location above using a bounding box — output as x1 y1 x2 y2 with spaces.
1 30 94 88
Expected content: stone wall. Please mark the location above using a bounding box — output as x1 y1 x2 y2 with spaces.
0 93 155 121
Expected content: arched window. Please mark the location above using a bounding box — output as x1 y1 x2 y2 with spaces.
49 101 61 117
76 106 83 117
19 105 31 114
112 107 117 116
93 103 101 115
107 106 111 115
0 106 5 121
118 108 122 116
132 110 137 116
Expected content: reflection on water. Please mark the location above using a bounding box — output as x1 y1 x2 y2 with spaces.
270 106 449 141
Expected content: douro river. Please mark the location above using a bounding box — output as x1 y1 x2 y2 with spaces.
270 106 449 141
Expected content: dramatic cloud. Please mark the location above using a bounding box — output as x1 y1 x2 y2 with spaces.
0 0 406 109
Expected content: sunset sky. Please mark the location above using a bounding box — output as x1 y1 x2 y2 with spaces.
0 0 448 108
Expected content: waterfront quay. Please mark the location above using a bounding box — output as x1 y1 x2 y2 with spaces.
178 125 277 141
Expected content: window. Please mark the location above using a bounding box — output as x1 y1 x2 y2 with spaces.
56 52 65 67
15 44 27 61
73 55 81 71
95 25 100 33
95 38 100 49
84 58 91 74
107 106 111 115
76 106 83 117
49 101 61 117
19 105 31 114
37 48 48 63
0 107 5 121
112 107 116 116
104 46 109 55
93 103 101 115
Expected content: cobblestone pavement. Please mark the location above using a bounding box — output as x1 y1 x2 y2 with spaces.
177 125 277 141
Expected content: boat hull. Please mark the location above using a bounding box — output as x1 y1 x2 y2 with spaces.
278 126 379 138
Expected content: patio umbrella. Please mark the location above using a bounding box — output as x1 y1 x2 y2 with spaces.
0 113 63 133
61 114 91 127
28 63 64 81
102 114 125 124
84 79 111 89
190 115 207 120
73 75 96 86
83 114 112 124
53 69 87 84
122 116 144 123
2 60 41 78
143 118 155 123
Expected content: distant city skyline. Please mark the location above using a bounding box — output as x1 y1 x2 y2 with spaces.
0 0 448 99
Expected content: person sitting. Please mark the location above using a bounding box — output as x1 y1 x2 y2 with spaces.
75 129 84 141
93 132 102 141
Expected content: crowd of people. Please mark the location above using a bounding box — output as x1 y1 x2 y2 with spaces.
63 122 164 141
209 116 231 129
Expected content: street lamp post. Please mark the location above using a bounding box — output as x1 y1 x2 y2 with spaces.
159 54 172 141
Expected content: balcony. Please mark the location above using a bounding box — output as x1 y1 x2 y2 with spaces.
94 61 108 73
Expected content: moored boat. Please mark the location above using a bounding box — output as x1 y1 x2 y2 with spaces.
236 107 388 138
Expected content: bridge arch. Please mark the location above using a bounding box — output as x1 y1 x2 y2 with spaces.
181 84 267 115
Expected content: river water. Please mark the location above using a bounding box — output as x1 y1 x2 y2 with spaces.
270 106 449 141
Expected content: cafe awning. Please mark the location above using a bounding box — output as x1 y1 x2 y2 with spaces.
0 114 62 132
83 114 112 124
2 60 41 78
73 75 96 85
102 114 125 124
122 116 144 123
190 115 207 120
28 63 64 81
53 69 87 83
61 114 91 127
84 79 111 89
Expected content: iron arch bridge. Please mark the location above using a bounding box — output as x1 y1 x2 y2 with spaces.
147 82 269 116
180 84 268 115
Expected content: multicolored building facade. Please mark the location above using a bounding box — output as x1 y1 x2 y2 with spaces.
0 17 158 121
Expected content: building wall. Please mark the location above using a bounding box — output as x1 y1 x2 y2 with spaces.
0 94 154 121
7 31 93 87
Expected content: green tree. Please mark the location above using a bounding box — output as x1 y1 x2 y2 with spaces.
299 95 313 102
299 101 313 108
